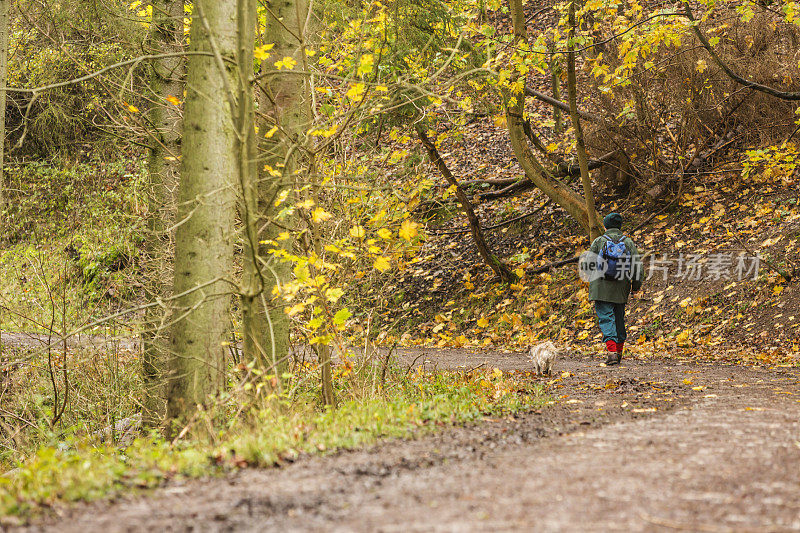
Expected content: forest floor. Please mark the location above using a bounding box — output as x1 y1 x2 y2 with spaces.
20 348 800 532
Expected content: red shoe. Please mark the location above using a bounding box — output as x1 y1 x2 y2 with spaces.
604 340 619 365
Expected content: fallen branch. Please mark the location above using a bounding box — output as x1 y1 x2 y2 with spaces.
479 155 614 200
430 199 552 235
460 177 519 187
529 255 580 274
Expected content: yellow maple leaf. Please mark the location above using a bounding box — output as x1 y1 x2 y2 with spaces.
377 228 392 239
477 317 489 328
373 256 391 272
399 219 419 241
254 43 274 61
312 207 332 223
275 56 297 70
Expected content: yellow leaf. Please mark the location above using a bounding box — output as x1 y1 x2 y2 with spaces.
286 303 306 316
166 95 181 106
399 219 419 241
297 199 315 209
477 317 489 328
373 256 391 272
325 288 344 303
126 103 139 113
676 329 692 347
264 126 279 138
346 83 366 100
773 285 784 296
254 43 274 61
275 56 297 70
312 207 332 223
350 226 365 239
357 54 374 76
377 228 392 239
696 59 707 73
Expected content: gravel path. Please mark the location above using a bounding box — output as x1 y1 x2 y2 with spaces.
22 350 800 532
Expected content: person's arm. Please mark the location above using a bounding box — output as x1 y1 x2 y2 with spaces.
589 236 603 254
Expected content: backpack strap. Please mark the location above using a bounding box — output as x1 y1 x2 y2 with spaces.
603 234 627 245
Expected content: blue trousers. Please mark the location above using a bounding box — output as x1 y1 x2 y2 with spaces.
594 301 627 343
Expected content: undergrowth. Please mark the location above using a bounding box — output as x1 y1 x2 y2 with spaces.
0 159 146 332
0 362 544 520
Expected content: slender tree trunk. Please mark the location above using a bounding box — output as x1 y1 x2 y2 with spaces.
506 0 599 235
142 0 185 428
303 155 336 407
566 0 602 241
249 0 312 380
166 0 238 426
0 0 7 359
416 124 517 283
267 0 335 406
549 40 563 135
236 0 268 376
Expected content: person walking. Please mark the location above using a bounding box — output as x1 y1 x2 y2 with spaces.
587 212 643 366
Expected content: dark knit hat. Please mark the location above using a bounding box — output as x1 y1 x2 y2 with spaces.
603 212 622 229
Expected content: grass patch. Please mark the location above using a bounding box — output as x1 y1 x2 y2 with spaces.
1 159 146 333
0 365 545 520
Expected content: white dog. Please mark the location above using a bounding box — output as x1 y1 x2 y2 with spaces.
528 341 569 376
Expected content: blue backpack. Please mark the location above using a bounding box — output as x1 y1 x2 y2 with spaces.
601 235 630 281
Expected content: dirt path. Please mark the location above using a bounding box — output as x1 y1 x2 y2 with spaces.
22 349 800 532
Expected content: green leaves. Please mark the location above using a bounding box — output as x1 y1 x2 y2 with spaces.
333 308 352 326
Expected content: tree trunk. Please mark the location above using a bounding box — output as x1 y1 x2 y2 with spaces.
506 0 599 236
266 0 336 407
248 0 312 379
549 40 563 135
566 0 602 241
166 0 238 426
236 0 268 377
142 0 185 428
0 0 7 359
416 124 517 284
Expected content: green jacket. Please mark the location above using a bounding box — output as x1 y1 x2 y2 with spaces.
587 228 643 304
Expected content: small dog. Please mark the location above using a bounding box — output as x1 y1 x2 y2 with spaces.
528 341 569 376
